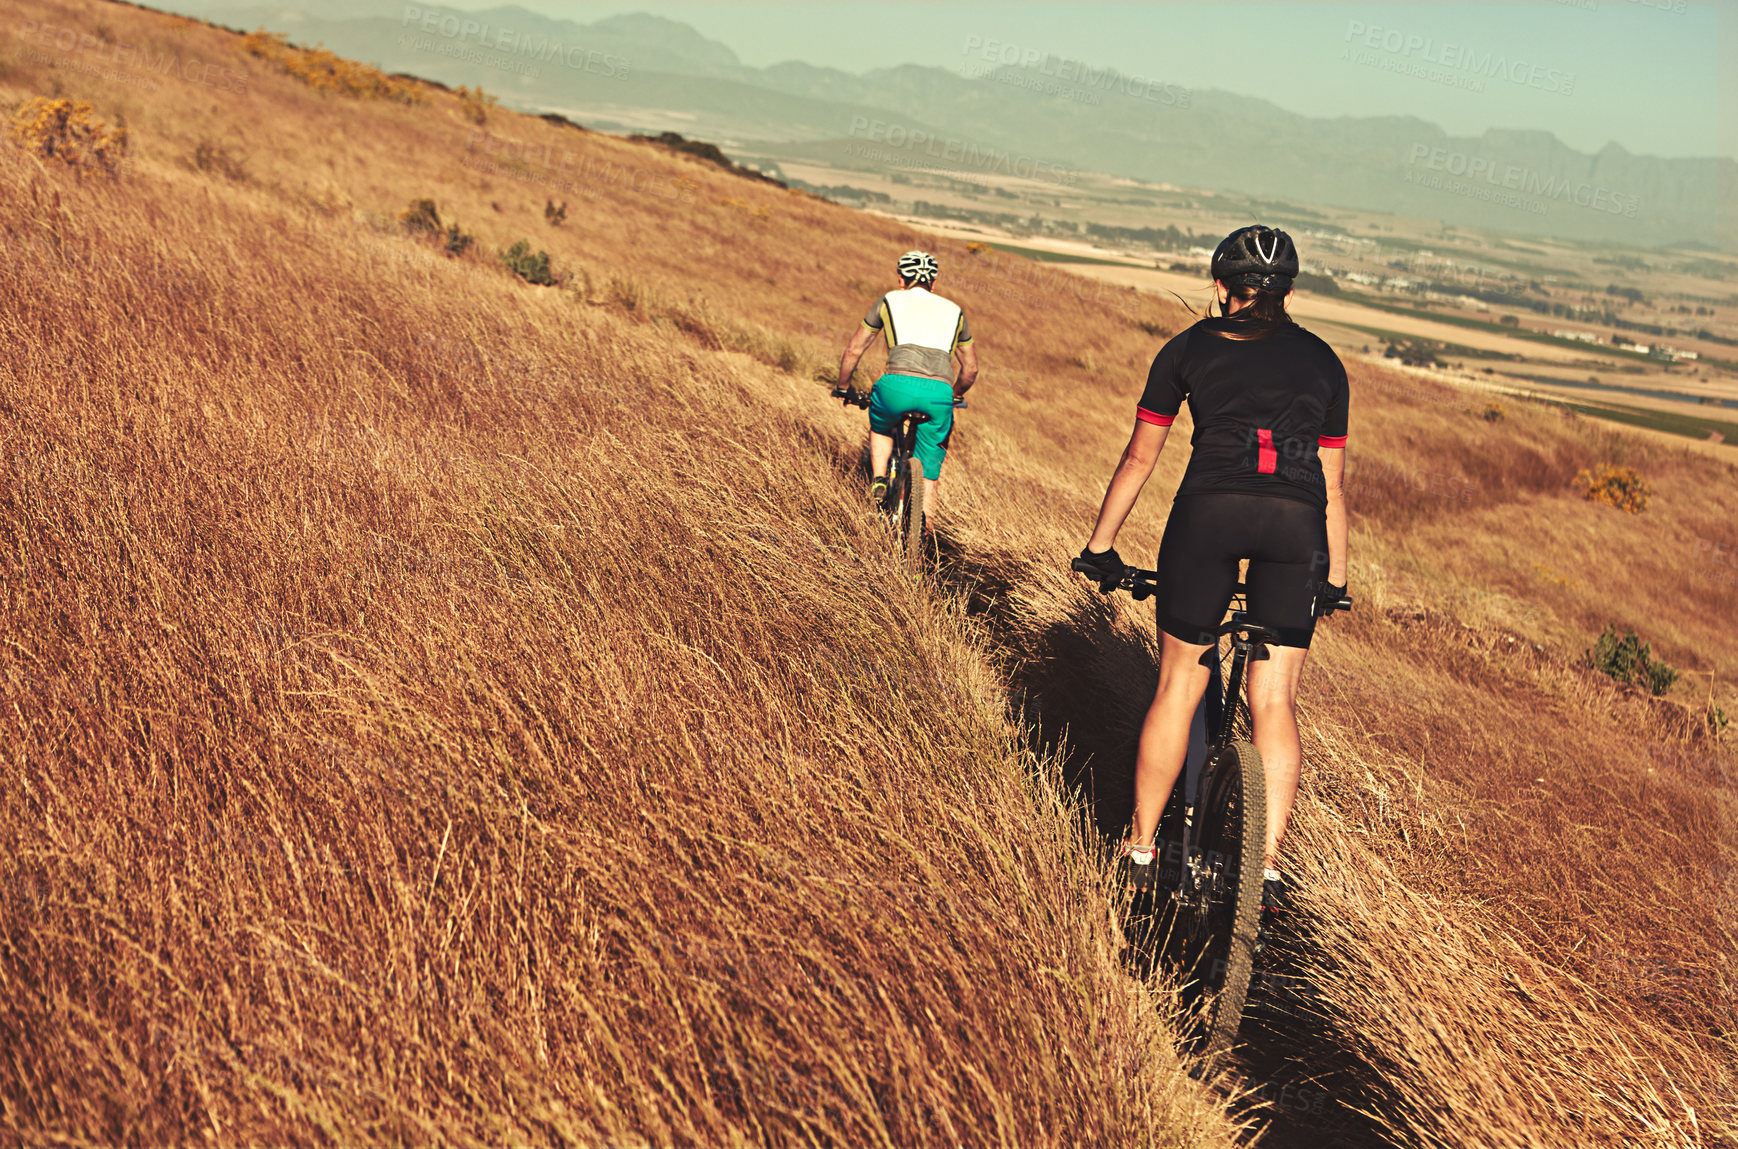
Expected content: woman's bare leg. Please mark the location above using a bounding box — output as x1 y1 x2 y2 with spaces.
1130 630 1215 846
1245 645 1309 869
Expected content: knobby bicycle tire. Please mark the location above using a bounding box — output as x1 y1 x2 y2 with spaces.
1179 739 1266 1055
881 457 905 523
900 456 925 567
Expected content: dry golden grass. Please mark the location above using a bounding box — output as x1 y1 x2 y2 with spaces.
2 1 1734 1146
0 3 1242 1145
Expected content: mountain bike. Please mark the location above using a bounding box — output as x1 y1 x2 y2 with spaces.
1071 562 1351 1054
833 385 964 567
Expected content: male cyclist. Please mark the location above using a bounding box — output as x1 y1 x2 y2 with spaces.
836 251 979 514
1073 225 1350 932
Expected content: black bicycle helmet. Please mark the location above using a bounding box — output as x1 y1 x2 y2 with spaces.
896 250 940 286
1210 225 1298 292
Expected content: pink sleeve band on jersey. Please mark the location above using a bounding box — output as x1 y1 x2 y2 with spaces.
1136 407 1175 427
1317 434 1348 448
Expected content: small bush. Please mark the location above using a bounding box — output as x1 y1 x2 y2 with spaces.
1483 402 1507 422
500 240 554 286
1499 314 1519 327
192 139 248 181
607 272 642 310
442 226 474 257
1709 700 1728 737
400 197 441 234
1589 625 1679 696
455 85 495 124
8 98 128 176
1577 464 1650 514
544 199 567 226
1384 339 1445 367
398 199 472 256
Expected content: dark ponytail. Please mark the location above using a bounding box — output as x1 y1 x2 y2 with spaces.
1211 281 1294 341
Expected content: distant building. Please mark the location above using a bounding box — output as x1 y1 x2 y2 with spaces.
1553 330 1602 343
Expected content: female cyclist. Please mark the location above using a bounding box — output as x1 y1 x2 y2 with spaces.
1073 225 1349 915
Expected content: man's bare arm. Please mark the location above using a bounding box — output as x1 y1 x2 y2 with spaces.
838 325 878 389
954 343 979 397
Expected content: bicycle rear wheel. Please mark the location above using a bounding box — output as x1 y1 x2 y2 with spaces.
899 456 925 567
1172 739 1265 1055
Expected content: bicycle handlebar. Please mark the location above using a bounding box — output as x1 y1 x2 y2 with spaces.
833 385 969 412
1069 558 1160 601
1069 559 1354 615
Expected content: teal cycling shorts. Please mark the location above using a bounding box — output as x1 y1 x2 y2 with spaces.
868 373 955 480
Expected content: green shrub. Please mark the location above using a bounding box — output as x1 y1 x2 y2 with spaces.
500 240 554 286
1589 625 1679 696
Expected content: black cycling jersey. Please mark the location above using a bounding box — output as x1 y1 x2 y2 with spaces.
1137 316 1349 510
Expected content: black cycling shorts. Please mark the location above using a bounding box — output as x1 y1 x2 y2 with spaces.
1153 492 1330 649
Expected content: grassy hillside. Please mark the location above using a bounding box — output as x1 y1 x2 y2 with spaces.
1 1 1733 1146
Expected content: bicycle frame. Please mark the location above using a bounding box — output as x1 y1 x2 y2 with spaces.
833 383 924 493
831 384 966 504
1201 592 1279 760
1073 557 1351 1052
1085 570 1349 901
1112 571 1349 757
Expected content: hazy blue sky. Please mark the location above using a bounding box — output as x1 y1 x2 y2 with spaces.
514 2 1733 159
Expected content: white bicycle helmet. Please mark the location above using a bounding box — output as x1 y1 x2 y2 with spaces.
896 250 940 286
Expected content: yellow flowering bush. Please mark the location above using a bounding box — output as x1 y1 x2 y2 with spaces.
8 98 128 175
1576 464 1651 514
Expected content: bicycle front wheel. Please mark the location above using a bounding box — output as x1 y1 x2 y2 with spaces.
1175 739 1266 1055
899 456 925 567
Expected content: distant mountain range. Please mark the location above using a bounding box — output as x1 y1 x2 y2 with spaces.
170 1 1735 251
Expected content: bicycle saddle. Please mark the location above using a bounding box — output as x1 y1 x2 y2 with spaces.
1222 618 1282 649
